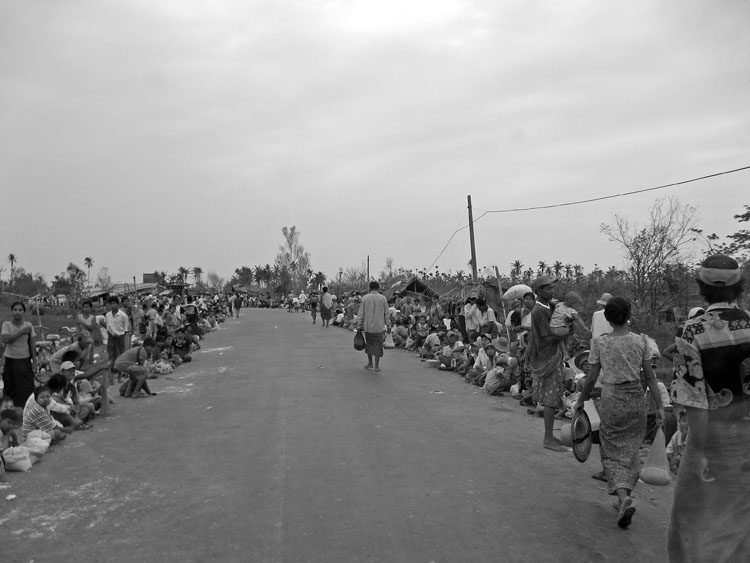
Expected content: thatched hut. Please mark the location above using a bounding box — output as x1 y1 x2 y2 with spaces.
438 281 505 317
385 276 436 301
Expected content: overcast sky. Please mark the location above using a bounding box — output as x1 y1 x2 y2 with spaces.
1 0 748 286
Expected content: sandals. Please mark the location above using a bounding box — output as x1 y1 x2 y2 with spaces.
75 423 92 431
617 497 636 528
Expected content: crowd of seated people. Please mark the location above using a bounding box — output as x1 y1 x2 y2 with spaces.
1 292 230 478
326 290 591 414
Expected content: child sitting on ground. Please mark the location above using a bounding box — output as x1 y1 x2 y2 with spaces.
22 386 69 443
1 408 22 451
549 291 590 338
47 372 89 429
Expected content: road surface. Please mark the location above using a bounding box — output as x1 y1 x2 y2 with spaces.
1 308 673 562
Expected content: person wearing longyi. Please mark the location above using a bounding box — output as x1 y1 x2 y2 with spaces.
357 281 391 372
574 296 664 529
525 276 569 452
668 254 750 562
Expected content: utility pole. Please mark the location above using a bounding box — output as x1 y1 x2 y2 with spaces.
467 195 478 282
367 255 370 282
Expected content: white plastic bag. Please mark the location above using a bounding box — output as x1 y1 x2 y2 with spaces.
24 431 52 457
2 446 33 472
640 427 671 486
384 334 395 349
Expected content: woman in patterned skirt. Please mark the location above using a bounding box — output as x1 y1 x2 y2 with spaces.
575 297 665 528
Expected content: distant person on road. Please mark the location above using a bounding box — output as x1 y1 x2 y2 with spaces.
525 276 568 452
309 291 319 324
668 254 750 562
320 287 334 327
357 281 391 372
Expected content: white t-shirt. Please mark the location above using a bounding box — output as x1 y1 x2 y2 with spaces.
590 310 612 342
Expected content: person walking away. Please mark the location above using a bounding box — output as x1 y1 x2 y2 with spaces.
574 296 664 528
357 281 391 372
525 277 568 452
309 292 319 323
320 287 334 327
668 254 750 562
1 302 37 407
590 292 613 346
234 292 242 318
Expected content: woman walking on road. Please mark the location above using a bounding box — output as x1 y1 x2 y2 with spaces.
2 301 38 407
575 296 664 528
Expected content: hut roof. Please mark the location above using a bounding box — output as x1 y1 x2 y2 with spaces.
385 276 436 300
438 281 504 313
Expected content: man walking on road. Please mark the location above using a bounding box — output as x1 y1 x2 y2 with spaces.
525 276 568 452
357 281 391 372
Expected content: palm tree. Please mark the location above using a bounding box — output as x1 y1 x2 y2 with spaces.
192 266 203 285
254 265 264 286
312 271 326 290
177 266 190 283
553 261 563 279
8 253 17 281
84 257 94 283
510 260 523 281
573 264 584 282
564 263 573 279
537 261 547 275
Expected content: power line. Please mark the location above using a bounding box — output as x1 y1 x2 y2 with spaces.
424 164 750 270
478 165 750 214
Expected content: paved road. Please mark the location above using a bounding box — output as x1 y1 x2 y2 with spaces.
1 309 673 562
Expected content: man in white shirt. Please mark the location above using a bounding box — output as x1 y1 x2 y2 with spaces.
470 298 497 334
298 292 307 313
105 296 129 371
590 292 613 346
463 297 479 343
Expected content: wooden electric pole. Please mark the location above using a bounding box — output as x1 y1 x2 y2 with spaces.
467 195 478 282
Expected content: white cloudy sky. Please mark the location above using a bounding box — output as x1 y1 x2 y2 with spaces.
1 0 748 286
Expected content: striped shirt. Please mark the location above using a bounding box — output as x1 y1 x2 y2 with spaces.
22 396 58 440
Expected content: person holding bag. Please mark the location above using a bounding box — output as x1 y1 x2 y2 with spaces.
1 301 37 407
574 296 664 529
357 281 391 372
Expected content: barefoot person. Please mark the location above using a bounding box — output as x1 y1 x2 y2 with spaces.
668 254 750 562
525 276 568 452
574 297 664 528
357 281 391 372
